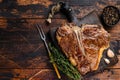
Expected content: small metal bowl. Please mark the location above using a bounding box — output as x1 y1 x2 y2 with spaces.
101 6 120 27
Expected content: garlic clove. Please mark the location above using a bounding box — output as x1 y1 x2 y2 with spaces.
107 49 115 58
104 58 110 64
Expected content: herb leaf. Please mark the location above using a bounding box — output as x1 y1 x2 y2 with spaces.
49 43 81 80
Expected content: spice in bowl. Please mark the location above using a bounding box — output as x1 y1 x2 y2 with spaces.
101 6 120 27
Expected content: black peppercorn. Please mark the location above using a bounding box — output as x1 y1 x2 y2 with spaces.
101 6 120 28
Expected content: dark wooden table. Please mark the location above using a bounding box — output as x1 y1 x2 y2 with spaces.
0 0 120 80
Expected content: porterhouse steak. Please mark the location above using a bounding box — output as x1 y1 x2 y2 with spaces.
56 23 110 75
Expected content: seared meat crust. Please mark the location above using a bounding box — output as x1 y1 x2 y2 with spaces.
56 24 110 75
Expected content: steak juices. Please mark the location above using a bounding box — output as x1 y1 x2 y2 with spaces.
56 24 110 75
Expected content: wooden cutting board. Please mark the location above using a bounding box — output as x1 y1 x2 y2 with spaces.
49 11 119 79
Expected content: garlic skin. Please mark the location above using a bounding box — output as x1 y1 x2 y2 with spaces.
104 58 110 64
107 49 115 58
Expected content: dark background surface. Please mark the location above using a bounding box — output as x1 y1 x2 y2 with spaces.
0 0 120 80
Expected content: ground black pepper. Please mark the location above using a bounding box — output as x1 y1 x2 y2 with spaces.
101 6 120 27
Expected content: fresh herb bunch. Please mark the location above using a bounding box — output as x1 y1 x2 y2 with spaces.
49 43 81 80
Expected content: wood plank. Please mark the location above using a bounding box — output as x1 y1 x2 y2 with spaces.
0 68 68 80
108 22 120 41
0 0 119 18
0 5 96 19
0 68 120 80
0 0 99 7
0 19 66 69
0 69 58 80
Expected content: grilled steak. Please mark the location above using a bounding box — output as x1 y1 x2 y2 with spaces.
56 24 110 75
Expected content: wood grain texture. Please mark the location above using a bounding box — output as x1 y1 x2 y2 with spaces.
0 0 120 80
0 0 119 18
0 69 120 80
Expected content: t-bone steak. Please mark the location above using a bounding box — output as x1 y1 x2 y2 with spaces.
56 24 110 75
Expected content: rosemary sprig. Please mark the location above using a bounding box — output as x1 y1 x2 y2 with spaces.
49 43 81 80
